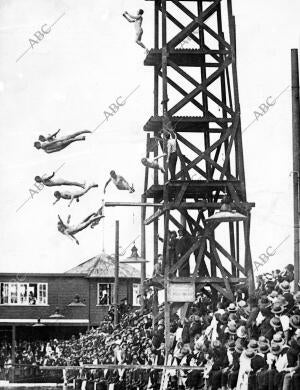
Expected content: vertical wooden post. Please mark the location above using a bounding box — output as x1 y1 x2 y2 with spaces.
161 0 171 366
88 282 91 331
198 0 212 180
292 49 300 291
141 195 146 312
244 214 254 295
11 324 16 382
163 211 171 359
229 222 236 277
114 221 119 327
154 0 159 117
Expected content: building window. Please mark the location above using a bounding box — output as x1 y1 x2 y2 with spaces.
0 282 48 305
1 283 9 304
97 283 114 305
132 283 141 306
38 283 48 305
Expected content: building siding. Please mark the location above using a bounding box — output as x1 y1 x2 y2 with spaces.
0 274 140 326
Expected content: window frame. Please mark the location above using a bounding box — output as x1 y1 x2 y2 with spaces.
97 283 114 306
132 283 141 307
0 282 48 306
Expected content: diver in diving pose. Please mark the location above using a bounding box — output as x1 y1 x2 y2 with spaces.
57 207 104 245
53 183 98 207
35 172 85 189
34 130 91 154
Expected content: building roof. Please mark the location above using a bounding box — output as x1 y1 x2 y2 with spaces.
65 252 140 279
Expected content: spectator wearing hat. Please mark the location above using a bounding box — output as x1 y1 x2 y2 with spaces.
236 326 248 349
269 290 279 303
281 264 294 283
279 281 294 311
224 321 237 344
293 291 300 312
237 300 249 321
217 313 229 344
175 229 193 277
248 346 267 390
220 340 235 390
271 303 290 344
236 348 255 390
246 296 260 338
227 342 242 390
256 306 273 341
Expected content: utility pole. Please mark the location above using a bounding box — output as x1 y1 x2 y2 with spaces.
291 49 300 291
114 220 119 326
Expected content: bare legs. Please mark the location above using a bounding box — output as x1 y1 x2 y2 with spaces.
59 130 91 142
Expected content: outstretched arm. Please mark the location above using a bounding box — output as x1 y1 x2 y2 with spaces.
103 178 112 194
123 13 134 22
126 12 139 20
48 129 60 141
58 215 64 225
43 172 55 181
65 231 79 245
53 197 60 205
68 196 75 207
153 153 166 161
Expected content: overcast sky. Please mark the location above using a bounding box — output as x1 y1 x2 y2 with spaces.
0 0 299 277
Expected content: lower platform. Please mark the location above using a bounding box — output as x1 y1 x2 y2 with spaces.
144 48 230 67
144 180 241 201
143 116 232 133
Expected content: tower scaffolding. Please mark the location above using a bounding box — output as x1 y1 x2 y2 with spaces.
141 0 255 363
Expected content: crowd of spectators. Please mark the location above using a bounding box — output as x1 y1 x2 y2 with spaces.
1 263 300 390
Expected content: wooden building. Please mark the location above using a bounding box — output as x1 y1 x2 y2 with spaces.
0 253 140 340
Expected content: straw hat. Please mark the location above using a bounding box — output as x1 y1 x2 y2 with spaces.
271 303 284 315
272 333 284 345
270 316 282 329
245 349 256 359
279 281 291 292
270 343 283 355
258 343 270 354
290 315 300 329
248 339 259 351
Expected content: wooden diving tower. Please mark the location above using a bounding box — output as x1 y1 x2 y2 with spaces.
140 0 255 357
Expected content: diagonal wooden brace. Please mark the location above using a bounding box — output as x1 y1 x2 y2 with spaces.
144 207 166 225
